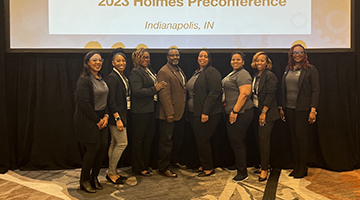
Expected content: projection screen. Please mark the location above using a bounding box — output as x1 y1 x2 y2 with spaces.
5 0 353 52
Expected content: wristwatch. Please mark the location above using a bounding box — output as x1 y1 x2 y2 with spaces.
115 116 121 121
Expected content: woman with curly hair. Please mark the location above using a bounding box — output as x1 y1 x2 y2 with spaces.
129 48 166 176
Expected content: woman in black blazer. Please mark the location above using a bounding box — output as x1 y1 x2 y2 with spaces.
106 49 130 184
74 51 109 193
186 50 223 177
251 52 279 182
279 44 319 178
129 48 166 176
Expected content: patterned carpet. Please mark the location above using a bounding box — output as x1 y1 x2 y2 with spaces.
1 167 359 200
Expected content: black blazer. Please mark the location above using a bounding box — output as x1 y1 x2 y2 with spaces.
281 65 320 111
129 67 157 114
253 69 279 122
106 70 128 126
74 75 107 143
193 65 223 117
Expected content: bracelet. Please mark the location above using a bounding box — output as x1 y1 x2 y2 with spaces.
115 116 121 121
278 106 283 110
261 109 267 113
311 110 317 115
104 114 109 118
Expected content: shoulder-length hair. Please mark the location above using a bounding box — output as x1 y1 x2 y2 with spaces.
198 49 212 67
80 51 101 77
251 52 272 70
132 48 149 68
286 44 312 71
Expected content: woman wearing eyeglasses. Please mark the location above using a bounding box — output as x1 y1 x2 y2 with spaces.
74 51 109 193
129 48 166 176
279 44 319 178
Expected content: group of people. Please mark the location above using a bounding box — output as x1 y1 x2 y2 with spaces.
73 44 319 193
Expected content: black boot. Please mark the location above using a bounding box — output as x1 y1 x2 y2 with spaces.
80 180 96 193
90 176 103 190
294 165 308 178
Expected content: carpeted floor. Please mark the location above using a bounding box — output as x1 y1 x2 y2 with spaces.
1 167 359 200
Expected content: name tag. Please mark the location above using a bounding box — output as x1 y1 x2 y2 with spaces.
253 95 259 108
127 97 131 110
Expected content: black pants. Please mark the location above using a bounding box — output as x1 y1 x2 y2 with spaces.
253 108 275 170
158 116 185 172
80 110 108 181
131 112 156 174
226 108 254 176
192 113 222 170
285 108 309 174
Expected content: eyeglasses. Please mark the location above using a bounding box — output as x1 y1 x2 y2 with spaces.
91 58 104 62
293 51 304 55
168 54 180 57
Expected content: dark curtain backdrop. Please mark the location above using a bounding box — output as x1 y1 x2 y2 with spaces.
1 2 360 173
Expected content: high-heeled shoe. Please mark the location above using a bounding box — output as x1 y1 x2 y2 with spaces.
139 170 152 177
198 169 215 177
106 174 124 184
289 169 297 177
80 180 96 193
90 176 103 190
258 170 268 182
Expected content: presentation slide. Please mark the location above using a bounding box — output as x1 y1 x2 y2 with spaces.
8 0 351 50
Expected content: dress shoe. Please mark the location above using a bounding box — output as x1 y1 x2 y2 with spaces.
253 169 261 174
80 180 96 193
106 174 124 184
293 169 308 178
232 174 248 182
139 170 152 177
90 176 103 190
289 169 296 177
160 170 178 178
118 175 128 180
198 169 215 177
258 170 268 182
258 176 267 182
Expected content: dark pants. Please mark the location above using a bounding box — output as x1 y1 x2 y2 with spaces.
158 116 185 172
226 108 254 176
285 108 309 175
131 112 156 174
80 111 108 181
193 113 222 170
253 108 275 170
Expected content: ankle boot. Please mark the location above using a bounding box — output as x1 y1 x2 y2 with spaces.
80 180 96 193
90 176 103 190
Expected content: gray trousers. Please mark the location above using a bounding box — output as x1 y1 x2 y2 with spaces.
108 124 128 175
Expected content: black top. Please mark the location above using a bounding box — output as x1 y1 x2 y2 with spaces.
253 69 280 122
129 67 158 114
280 65 320 111
192 65 223 117
106 70 129 126
74 75 109 143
